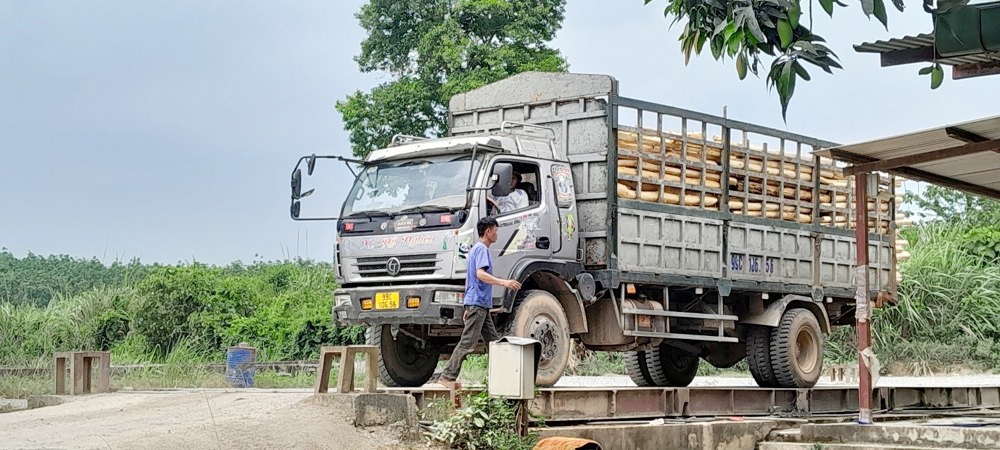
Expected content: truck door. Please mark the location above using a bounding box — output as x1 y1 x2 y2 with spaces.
485 159 553 305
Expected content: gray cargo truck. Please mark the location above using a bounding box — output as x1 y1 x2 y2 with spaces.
290 72 896 389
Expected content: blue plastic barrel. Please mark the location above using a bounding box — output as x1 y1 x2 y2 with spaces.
225 344 256 388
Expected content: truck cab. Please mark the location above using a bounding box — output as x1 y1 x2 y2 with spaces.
292 126 587 387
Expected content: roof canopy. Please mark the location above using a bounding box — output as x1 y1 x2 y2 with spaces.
815 115 1000 201
855 33 1000 79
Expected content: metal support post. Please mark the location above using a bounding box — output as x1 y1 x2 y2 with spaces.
854 172 872 424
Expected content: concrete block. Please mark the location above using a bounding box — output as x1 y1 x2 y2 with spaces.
308 393 418 429
26 395 76 409
759 443 970 450
802 422 1000 449
538 420 777 450
0 398 28 412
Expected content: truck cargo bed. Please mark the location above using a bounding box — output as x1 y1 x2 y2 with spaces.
449 72 896 300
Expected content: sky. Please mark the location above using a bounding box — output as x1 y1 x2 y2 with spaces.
1 1 998 265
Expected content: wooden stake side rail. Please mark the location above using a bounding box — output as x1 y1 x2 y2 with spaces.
390 385 1000 423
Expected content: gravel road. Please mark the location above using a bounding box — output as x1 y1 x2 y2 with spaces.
6 374 1000 449
0 389 422 450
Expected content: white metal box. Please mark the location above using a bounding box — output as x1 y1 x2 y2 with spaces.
487 337 540 399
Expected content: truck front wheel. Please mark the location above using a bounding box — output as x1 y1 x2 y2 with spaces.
367 325 439 387
502 290 571 387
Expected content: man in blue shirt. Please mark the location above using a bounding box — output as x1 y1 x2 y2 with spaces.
438 217 521 390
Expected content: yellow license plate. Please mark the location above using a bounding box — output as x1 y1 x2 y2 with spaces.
375 292 400 310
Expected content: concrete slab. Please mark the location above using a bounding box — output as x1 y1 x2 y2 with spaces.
537 419 778 450
801 420 1000 449
0 399 28 413
759 443 972 450
26 395 77 409
308 393 418 430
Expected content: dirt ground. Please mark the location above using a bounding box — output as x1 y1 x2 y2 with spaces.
8 374 1000 449
0 389 427 450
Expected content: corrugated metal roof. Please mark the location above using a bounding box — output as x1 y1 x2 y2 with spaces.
855 34 1000 66
855 33 935 53
816 115 1000 200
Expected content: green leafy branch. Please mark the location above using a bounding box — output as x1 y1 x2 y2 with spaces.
647 0 906 119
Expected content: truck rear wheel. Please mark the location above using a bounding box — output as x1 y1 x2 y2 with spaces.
624 351 655 386
647 344 699 387
769 308 824 388
747 325 778 388
503 290 571 387
367 325 439 387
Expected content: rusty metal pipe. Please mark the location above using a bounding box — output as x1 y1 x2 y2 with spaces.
855 172 872 423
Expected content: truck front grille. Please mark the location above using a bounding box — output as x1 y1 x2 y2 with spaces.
353 253 442 278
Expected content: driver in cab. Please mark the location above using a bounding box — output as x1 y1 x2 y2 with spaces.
490 172 528 213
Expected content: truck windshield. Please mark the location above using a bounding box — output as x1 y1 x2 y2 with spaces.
343 154 477 217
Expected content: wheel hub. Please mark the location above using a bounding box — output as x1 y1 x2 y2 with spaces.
794 327 819 374
528 316 559 367
395 333 430 365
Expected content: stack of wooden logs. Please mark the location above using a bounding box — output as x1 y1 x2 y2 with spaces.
893 180 912 284
615 128 896 234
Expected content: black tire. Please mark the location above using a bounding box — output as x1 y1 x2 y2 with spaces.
624 351 655 387
501 290 571 387
770 308 824 388
746 325 778 388
366 325 439 387
646 344 699 387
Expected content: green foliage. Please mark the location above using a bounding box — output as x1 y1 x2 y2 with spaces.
823 326 856 364
1 258 364 366
567 350 627 376
337 0 569 158
850 220 1000 373
697 359 750 376
885 223 1000 342
0 249 151 307
0 286 141 364
644 0 906 119
903 185 1000 225
960 227 1000 264
428 391 539 450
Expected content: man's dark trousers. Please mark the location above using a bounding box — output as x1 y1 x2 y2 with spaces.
441 305 500 381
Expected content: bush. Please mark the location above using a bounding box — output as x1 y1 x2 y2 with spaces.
133 264 220 356
427 391 539 450
960 227 1000 265
1 258 360 366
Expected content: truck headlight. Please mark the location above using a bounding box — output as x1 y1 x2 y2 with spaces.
335 294 351 306
433 291 464 303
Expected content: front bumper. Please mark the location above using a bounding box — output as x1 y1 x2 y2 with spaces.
333 284 469 326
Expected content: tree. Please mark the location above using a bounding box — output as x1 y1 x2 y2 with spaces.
643 0 918 119
337 0 569 158
904 184 1000 225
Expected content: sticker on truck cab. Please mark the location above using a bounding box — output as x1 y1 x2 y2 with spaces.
551 164 574 209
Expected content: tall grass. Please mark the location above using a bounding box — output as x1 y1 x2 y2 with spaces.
860 221 1000 373
0 260 364 369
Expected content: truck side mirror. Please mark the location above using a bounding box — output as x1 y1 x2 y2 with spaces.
290 201 301 219
291 168 316 201
307 154 317 176
292 168 302 199
491 163 513 197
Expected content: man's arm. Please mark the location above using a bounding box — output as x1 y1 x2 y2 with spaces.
477 268 521 290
